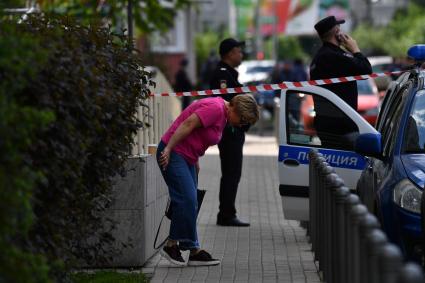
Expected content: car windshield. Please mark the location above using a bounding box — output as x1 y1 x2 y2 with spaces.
403 90 425 153
356 80 373 94
246 66 273 74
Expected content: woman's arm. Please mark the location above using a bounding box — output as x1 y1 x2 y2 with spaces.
159 113 202 169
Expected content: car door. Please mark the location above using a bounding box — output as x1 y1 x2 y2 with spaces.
278 85 379 220
357 73 412 212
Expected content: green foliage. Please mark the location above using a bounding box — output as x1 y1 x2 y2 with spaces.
195 31 221 77
353 3 425 57
35 0 191 34
351 24 386 55
0 14 151 281
0 19 53 283
72 271 148 283
0 0 26 9
275 36 309 61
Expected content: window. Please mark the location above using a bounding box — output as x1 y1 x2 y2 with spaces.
376 72 411 131
286 91 359 151
381 84 411 157
356 80 373 95
403 90 425 153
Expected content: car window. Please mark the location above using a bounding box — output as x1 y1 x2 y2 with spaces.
381 83 411 157
376 72 411 131
286 91 359 150
247 66 273 74
403 89 425 153
356 80 373 94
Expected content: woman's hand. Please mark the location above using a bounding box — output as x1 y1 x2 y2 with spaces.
159 113 202 171
159 147 171 170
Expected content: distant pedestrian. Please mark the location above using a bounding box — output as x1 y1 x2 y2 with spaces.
288 59 307 122
174 58 193 109
310 15 372 148
157 94 259 266
291 58 308 82
209 38 253 227
200 50 219 89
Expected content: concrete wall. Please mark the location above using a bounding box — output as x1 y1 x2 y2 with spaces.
103 155 169 267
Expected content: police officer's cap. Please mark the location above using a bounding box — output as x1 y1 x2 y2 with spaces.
219 38 245 56
314 16 345 36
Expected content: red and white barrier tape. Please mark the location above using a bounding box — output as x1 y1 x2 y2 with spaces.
149 71 403 97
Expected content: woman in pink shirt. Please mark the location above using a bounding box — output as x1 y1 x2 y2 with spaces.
157 94 259 266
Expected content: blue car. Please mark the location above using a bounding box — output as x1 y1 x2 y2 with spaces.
356 45 425 262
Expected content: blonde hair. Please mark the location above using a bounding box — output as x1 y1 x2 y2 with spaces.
230 94 260 125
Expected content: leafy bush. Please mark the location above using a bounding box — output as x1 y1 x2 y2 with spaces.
0 17 53 283
0 14 151 281
352 3 425 57
276 36 309 61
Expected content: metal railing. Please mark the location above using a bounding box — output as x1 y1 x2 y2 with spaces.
309 149 425 283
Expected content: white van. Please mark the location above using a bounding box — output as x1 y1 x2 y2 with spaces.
278 86 379 220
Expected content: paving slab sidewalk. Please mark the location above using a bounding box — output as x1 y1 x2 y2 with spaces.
143 134 320 283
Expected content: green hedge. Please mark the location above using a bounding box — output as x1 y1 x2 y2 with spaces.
0 14 151 282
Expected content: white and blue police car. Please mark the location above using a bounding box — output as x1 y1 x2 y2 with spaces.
278 82 378 220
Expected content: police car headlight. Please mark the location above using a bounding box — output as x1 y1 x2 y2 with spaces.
393 179 422 214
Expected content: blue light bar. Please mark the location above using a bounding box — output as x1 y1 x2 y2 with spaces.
407 44 425 61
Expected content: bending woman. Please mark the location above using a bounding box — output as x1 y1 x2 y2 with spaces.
157 94 259 266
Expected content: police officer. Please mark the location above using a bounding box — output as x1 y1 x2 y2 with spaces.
210 38 250 227
310 16 372 149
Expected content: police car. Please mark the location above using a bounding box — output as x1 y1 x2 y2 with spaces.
278 84 378 220
278 45 425 262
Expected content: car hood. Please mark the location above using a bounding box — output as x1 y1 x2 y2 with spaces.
401 154 425 188
357 94 379 111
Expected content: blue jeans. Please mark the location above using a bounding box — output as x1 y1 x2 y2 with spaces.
156 141 200 250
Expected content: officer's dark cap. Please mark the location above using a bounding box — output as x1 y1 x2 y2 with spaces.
219 38 245 56
314 16 345 36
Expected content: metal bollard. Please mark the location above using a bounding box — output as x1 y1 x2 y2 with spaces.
323 170 339 283
315 155 327 266
378 243 403 283
349 204 368 283
345 194 360 283
309 151 322 258
308 150 320 240
314 157 326 251
396 262 425 283
358 213 380 283
334 185 350 283
365 229 388 283
317 162 333 276
326 173 345 283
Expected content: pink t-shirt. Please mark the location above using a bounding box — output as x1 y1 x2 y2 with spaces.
161 97 227 165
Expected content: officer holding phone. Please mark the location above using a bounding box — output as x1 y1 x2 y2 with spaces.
310 16 372 149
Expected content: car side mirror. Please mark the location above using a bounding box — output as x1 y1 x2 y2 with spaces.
355 133 382 158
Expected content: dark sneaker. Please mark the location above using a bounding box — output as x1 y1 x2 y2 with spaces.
187 250 220 266
160 245 186 266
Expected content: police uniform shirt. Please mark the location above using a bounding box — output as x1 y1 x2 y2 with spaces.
209 61 243 102
310 42 372 110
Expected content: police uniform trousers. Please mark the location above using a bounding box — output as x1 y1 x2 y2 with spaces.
217 124 245 220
